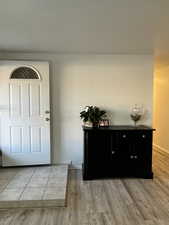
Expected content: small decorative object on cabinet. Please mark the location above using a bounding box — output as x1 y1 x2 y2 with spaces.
82 125 155 180
80 106 107 128
130 104 143 126
99 119 109 127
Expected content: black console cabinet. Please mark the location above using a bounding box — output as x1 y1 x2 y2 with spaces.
83 126 155 180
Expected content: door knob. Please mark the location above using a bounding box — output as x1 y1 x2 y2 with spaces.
45 118 50 121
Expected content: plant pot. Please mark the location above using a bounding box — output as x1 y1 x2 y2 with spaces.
83 121 93 127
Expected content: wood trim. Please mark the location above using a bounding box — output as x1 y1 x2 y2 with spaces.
153 143 169 156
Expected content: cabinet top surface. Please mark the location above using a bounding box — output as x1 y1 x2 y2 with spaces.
83 125 155 131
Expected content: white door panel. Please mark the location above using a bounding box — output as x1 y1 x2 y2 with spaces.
0 61 51 167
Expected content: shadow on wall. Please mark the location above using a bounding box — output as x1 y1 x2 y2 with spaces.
49 61 62 165
0 150 2 167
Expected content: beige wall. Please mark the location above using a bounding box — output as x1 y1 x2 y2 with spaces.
0 53 153 166
153 65 169 153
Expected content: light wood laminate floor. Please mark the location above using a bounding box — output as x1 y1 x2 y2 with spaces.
0 150 169 225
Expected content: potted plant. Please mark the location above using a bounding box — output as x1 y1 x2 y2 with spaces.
80 106 107 127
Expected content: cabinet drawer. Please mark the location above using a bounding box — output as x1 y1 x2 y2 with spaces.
135 131 152 142
118 131 131 142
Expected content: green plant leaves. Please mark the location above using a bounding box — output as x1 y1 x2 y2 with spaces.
80 106 106 123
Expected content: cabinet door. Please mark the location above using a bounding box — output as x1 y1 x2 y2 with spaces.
109 131 131 176
128 131 152 176
84 130 110 179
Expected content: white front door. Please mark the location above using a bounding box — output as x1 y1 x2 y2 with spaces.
0 61 51 167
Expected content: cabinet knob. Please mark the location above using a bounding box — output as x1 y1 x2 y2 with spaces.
111 151 115 154
122 134 127 138
134 155 138 159
130 155 134 159
142 134 146 138
45 118 50 121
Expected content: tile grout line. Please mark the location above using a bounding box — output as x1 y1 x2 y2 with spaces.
0 169 22 194
18 167 37 201
41 166 52 201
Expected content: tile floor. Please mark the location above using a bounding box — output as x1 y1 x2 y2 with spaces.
0 165 68 208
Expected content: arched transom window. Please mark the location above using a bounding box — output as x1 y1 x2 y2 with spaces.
10 67 40 79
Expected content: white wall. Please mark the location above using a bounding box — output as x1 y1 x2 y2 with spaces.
153 65 169 153
0 53 153 166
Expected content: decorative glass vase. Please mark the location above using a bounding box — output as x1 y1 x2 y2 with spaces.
130 104 143 126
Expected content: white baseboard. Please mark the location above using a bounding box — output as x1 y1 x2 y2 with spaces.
0 159 82 169
53 161 82 170
52 160 71 167
153 143 169 155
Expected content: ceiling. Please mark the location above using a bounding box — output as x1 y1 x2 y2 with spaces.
0 0 168 59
